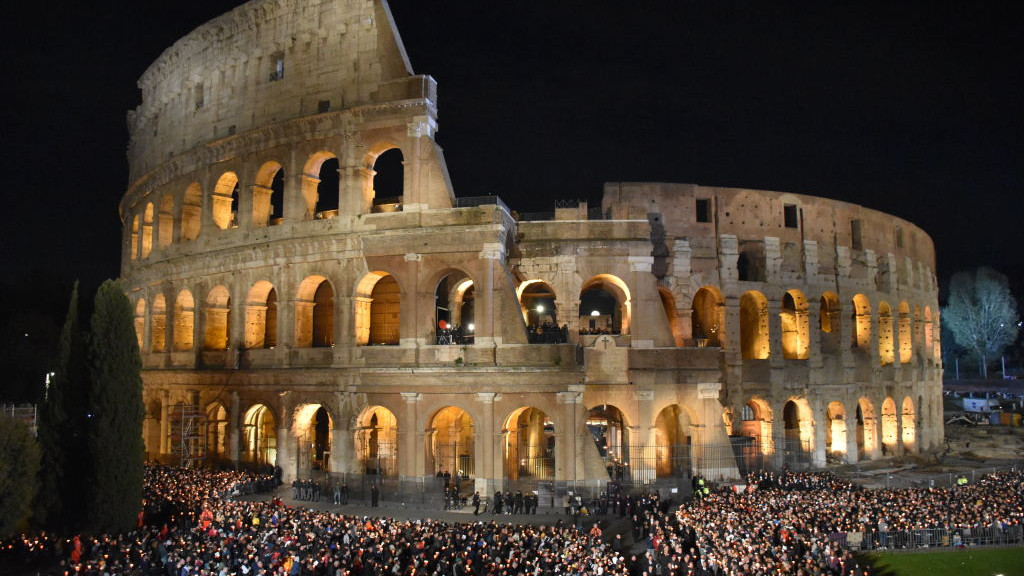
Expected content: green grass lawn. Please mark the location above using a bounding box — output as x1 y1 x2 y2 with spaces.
863 548 1024 576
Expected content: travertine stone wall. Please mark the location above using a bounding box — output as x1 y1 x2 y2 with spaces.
122 0 942 490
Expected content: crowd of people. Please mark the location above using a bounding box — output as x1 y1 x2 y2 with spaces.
527 322 569 344
4 464 628 576
627 468 1024 576
4 463 1024 576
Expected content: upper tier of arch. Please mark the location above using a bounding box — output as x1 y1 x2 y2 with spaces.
127 0 418 181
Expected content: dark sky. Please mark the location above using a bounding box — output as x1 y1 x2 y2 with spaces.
2 1 1021 291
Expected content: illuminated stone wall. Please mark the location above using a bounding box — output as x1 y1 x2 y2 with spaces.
121 0 943 488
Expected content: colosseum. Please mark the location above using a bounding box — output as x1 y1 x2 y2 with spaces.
120 0 943 498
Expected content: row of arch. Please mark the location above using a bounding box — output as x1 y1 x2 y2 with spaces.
132 272 634 352
737 394 922 462
698 287 939 364
165 392 921 482
127 146 405 262
132 272 937 364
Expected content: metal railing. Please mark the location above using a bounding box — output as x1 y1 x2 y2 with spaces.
832 524 1024 550
455 195 510 212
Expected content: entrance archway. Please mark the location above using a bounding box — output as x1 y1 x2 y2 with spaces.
825 401 847 460
586 404 629 480
856 398 877 459
429 407 475 478
206 402 228 462
654 404 692 478
881 397 898 455
293 404 333 478
242 404 277 465
355 406 398 476
503 407 554 481
782 399 813 465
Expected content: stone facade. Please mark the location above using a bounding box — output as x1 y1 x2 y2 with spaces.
120 0 943 493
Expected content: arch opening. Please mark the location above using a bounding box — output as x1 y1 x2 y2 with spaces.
206 403 228 463
212 172 239 230
826 401 847 460
428 406 475 478
141 203 154 259
878 302 895 365
173 290 195 351
587 404 629 480
355 272 400 345
740 291 770 359
881 397 898 455
780 290 809 359
151 294 167 352
782 399 813 465
503 407 554 481
691 286 724 347
356 406 398 476
293 404 333 477
898 301 913 364
295 276 334 348
242 404 277 465
579 275 630 335
134 298 146 351
654 404 692 478
857 398 877 459
435 272 474 344
851 295 872 352
372 148 404 211
819 291 841 353
245 282 278 349
203 285 231 351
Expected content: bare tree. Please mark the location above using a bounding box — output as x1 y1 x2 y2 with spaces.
942 267 1019 378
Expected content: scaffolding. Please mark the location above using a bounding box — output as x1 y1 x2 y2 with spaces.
169 403 206 467
1 404 37 436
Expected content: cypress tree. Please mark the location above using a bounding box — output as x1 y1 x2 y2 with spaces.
85 280 144 534
36 280 89 529
0 414 42 538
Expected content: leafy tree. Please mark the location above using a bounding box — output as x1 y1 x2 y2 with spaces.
0 414 42 538
35 281 89 529
942 267 1020 378
85 280 144 534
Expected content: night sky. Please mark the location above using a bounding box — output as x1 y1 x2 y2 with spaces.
2 1 1021 292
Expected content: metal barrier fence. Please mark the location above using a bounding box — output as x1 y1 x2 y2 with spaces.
831 524 1024 550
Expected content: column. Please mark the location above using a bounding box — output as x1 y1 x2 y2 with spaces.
556 388 583 481
276 392 293 482
630 390 655 484
474 244 504 347
330 392 354 474
228 391 240 463
159 390 171 457
476 392 499 494
400 393 421 477
812 402 827 467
